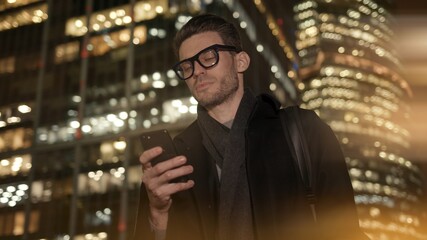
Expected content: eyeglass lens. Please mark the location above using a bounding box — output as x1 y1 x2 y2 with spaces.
173 44 239 80
175 48 219 80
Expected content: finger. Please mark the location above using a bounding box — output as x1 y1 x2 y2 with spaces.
154 156 187 174
144 163 194 197
150 179 195 202
142 157 190 189
165 179 195 195
159 164 193 183
140 146 163 167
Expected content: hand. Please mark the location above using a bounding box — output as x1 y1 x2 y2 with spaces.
140 146 195 229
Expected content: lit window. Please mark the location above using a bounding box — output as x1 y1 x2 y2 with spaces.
0 128 33 153
86 26 147 57
55 41 79 64
0 57 15 74
65 0 168 37
0 0 41 11
0 3 47 32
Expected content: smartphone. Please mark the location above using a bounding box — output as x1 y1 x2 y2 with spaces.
140 129 178 166
140 129 188 183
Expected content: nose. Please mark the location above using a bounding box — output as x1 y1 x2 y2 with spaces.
192 60 206 79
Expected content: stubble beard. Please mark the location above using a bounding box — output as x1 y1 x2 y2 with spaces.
195 73 239 109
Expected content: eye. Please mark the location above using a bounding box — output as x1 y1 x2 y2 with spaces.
180 62 192 72
200 50 217 63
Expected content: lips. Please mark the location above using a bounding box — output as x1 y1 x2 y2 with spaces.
195 81 212 92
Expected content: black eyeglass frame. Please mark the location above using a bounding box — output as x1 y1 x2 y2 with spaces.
172 44 241 81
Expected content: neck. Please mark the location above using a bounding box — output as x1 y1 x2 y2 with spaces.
206 88 244 124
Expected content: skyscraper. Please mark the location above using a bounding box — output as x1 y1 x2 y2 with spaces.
0 0 298 239
293 0 426 239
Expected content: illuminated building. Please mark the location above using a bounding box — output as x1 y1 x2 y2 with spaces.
293 0 426 239
0 0 298 239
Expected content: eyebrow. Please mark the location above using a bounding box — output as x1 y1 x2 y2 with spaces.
180 44 239 62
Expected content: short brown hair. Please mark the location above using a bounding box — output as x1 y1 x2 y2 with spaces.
173 13 242 57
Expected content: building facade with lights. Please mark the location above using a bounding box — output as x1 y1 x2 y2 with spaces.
0 0 299 239
293 0 426 239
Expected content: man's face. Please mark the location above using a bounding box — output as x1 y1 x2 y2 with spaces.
178 31 241 109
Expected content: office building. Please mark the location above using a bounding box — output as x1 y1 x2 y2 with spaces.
0 0 298 239
293 0 426 239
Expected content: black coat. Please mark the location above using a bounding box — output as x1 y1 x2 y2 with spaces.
133 94 369 240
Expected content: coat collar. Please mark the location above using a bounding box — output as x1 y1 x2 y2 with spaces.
172 93 283 239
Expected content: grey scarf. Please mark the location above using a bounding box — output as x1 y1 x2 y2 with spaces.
197 89 257 240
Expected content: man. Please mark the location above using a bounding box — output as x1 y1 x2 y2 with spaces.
133 13 369 240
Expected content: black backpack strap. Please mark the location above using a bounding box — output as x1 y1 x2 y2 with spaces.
279 106 317 222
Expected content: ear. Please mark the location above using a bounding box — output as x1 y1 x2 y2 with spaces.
235 51 250 73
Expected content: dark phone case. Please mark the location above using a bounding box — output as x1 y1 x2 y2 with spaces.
140 129 188 183
140 129 178 166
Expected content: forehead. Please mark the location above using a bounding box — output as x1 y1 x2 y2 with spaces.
179 31 223 60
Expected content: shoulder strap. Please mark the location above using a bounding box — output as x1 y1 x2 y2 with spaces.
279 106 317 222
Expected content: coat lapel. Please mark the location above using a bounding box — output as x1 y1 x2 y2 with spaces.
174 122 219 240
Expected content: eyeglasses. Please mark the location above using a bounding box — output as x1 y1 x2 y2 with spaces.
173 44 241 80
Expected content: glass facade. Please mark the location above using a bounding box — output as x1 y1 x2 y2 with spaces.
294 0 426 239
2 0 425 239
0 0 298 239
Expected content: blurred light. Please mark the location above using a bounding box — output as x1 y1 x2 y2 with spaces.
82 125 92 133
7 116 21 123
72 95 81 103
143 120 151 128
152 72 161 80
0 159 9 166
113 119 124 127
150 108 159 116
137 93 145 101
171 99 182 108
18 105 31 113
152 81 165 89
271 65 278 73
167 70 176 78
178 105 189 114
119 111 128 120
189 106 197 114
113 140 126 150
140 74 149 83
190 97 198 105
18 184 28 191
269 83 277 91
70 120 80 129
155 6 164 14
